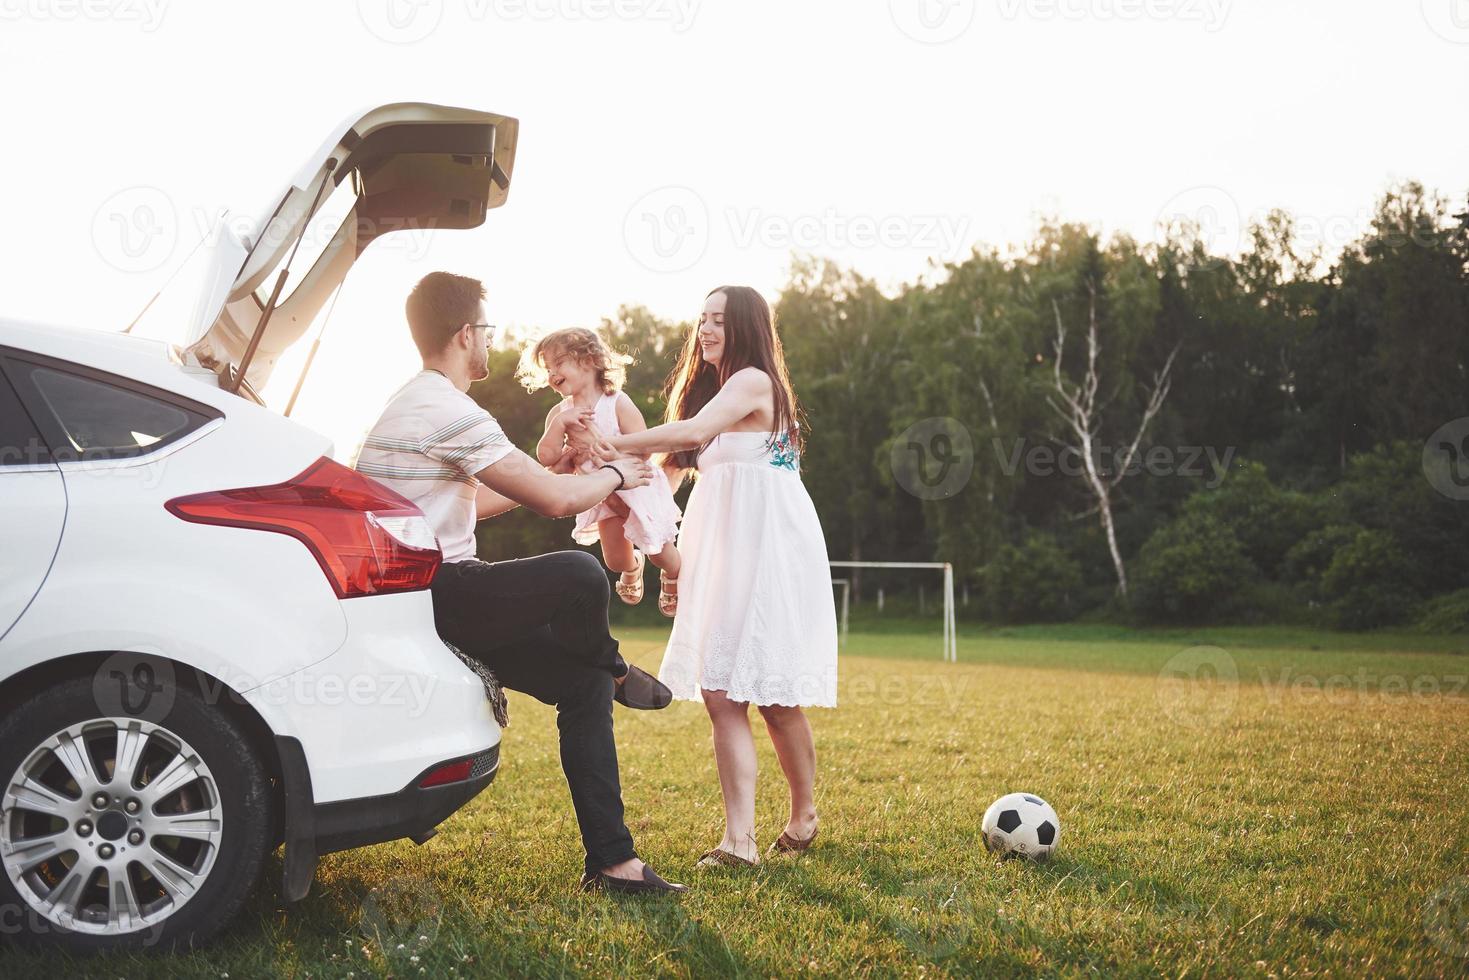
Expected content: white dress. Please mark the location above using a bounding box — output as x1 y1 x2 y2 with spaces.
569 391 682 555
658 430 839 707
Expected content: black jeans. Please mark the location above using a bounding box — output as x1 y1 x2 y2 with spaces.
429 550 636 873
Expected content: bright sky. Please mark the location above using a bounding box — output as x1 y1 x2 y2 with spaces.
2 0 1467 456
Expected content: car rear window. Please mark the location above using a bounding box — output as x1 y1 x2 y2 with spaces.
4 357 220 461
0 372 48 467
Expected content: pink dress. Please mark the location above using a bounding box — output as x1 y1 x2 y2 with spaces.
569 391 682 555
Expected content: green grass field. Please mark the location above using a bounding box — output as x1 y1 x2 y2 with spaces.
8 623 1469 978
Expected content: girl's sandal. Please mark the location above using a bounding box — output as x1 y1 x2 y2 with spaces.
697 847 758 869
615 551 645 605
769 824 819 856
658 575 678 618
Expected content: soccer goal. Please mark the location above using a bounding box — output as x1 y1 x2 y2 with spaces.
829 561 958 663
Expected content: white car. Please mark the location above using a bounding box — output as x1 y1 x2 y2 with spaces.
0 103 519 952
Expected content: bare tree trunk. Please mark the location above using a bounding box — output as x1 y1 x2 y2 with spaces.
1093 483 1127 596
1046 280 1179 599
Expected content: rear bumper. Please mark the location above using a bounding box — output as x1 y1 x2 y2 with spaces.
315 743 500 854
275 736 499 901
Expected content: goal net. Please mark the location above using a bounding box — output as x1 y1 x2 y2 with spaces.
829 561 957 662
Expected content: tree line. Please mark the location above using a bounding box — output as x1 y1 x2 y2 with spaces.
470 182 1469 631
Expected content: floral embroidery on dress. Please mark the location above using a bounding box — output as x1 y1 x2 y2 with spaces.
767 432 799 470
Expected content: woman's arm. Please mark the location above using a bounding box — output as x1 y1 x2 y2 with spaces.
616 392 688 490
604 368 772 456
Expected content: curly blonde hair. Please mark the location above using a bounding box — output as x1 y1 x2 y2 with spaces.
517 327 633 395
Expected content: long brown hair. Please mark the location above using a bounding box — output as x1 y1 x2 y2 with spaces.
662 285 804 470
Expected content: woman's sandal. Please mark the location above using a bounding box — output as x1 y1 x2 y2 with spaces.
697 847 758 869
769 824 819 856
658 574 678 618
615 551 645 605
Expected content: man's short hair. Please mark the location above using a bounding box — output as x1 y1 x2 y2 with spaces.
406 272 486 357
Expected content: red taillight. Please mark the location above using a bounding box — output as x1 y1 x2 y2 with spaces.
166 456 442 599
419 759 473 788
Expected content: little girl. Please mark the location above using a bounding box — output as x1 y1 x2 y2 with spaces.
519 327 683 614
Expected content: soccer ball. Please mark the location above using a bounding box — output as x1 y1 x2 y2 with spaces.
981 792 1060 860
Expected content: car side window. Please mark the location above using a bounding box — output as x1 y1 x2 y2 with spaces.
0 371 50 467
4 356 220 462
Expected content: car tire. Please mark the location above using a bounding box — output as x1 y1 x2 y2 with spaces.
0 674 273 952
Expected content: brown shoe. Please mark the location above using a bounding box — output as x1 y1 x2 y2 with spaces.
769 825 819 855
613 665 672 710
581 865 689 894
696 847 758 868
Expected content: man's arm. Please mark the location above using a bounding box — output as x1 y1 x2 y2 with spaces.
474 447 654 518
475 482 521 520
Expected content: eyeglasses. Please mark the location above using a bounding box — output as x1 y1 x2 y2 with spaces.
466 323 498 339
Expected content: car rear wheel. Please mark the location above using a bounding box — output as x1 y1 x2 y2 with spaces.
0 677 273 952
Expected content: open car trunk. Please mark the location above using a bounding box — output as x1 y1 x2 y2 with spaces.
181 102 518 398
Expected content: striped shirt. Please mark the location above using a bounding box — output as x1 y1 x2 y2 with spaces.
352 370 514 562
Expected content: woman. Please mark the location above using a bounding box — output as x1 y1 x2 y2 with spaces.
584 285 838 867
